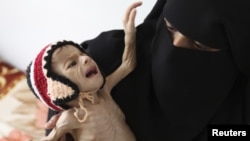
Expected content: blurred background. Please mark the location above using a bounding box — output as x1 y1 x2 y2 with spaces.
0 0 155 71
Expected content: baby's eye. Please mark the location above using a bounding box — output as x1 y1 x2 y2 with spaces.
80 52 87 56
67 61 77 69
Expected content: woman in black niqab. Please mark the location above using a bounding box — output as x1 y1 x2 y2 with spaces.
114 0 250 140
148 0 250 140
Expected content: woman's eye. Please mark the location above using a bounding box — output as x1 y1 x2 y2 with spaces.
193 42 203 49
67 61 77 69
193 42 210 50
164 18 176 32
167 26 176 32
193 42 220 52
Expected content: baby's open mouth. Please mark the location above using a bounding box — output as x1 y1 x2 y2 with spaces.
86 66 98 78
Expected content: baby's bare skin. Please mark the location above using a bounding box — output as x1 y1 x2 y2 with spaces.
42 1 142 141
74 91 134 141
44 89 134 141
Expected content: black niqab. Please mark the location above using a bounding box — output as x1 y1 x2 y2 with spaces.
150 0 250 140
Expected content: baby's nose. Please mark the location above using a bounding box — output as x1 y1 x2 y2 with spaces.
79 55 90 65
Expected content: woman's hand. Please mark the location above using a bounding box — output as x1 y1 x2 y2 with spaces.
44 112 61 129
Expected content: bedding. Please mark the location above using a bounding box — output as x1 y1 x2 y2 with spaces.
0 59 46 141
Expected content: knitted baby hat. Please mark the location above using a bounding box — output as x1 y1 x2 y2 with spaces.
26 40 86 111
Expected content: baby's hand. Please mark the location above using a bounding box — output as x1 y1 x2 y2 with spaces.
123 1 142 44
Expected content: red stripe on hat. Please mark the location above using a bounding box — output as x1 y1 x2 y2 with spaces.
33 45 62 111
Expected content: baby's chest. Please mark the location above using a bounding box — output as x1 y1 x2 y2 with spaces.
86 97 125 122
75 98 126 140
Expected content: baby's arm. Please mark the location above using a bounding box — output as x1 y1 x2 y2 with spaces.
106 1 142 91
42 108 80 141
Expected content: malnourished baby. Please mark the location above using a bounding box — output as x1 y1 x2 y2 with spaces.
26 1 142 141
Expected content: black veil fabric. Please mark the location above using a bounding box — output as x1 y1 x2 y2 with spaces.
150 0 250 140
47 0 250 140
80 30 125 76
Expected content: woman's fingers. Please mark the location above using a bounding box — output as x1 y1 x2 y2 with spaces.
44 113 61 129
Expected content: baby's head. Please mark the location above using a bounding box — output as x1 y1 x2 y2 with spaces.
27 40 105 111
